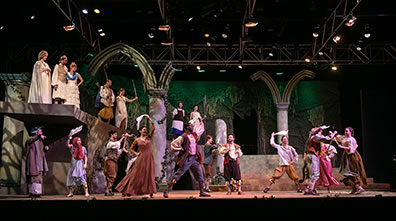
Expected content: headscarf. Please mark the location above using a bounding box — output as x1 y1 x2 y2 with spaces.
72 137 84 160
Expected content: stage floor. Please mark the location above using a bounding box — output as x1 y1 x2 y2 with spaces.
1 190 396 201
1 190 395 218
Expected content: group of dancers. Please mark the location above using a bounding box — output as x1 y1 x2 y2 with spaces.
24 50 367 198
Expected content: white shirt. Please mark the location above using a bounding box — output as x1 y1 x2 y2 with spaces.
270 136 298 166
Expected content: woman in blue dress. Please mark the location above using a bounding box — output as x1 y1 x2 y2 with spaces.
66 136 89 197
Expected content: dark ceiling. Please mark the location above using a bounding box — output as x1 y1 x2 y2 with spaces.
1 0 395 74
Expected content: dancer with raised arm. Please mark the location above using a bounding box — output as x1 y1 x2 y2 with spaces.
66 136 89 197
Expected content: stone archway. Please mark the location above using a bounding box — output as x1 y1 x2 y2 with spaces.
88 42 175 180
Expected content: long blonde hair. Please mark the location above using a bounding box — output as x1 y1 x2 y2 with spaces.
38 50 48 61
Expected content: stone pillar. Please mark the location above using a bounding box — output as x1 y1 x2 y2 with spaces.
148 89 168 181
215 119 227 174
276 103 289 142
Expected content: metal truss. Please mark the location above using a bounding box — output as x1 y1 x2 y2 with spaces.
51 0 101 52
104 43 396 66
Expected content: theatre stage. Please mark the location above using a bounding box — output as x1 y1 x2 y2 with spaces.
1 190 395 218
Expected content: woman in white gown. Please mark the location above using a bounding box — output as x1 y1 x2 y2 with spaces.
65 62 84 108
189 105 206 131
28 50 52 104
115 88 138 130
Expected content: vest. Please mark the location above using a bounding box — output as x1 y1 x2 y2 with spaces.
175 132 202 167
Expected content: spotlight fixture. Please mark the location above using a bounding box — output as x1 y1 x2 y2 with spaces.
268 52 274 57
237 65 243 69
332 35 341 43
331 65 338 71
94 9 101 14
99 32 106 37
196 65 201 70
63 23 76 31
356 45 362 51
188 17 194 22
222 33 228 38
158 24 170 31
345 15 357 27
148 33 154 38
204 33 210 38
245 18 259 27
318 51 324 56
312 25 320 38
305 58 311 62
30 15 36 20
98 29 103 32
82 9 88 14
364 24 371 38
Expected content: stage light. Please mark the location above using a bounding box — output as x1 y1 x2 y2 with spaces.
318 51 324 56
158 24 170 31
305 58 311 62
245 18 259 27
276 72 284 76
87 53 94 57
161 39 173 46
219 69 227 73
63 23 75 31
356 45 362 51
30 15 36 20
204 33 210 38
345 15 357 27
268 52 274 57
332 35 341 43
188 17 194 22
364 24 371 38
148 33 154 38
313 32 319 38
82 9 88 14
98 29 103 32
331 65 338 71
222 33 228 38
196 65 201 70
237 65 243 69
198 69 206 73
99 32 105 37
206 42 211 47
0 26 4 31
312 25 320 38
94 9 101 14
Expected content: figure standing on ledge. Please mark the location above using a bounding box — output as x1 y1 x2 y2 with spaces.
264 132 302 193
116 114 156 197
115 88 138 130
170 101 185 140
25 126 49 198
65 62 84 108
334 127 367 194
98 79 115 124
219 134 243 195
52 55 68 104
66 136 89 197
164 120 210 198
104 130 128 196
28 50 52 104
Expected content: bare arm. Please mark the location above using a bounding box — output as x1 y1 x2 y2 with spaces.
77 73 84 87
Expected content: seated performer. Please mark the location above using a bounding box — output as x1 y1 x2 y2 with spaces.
219 134 243 195
264 132 302 193
66 136 89 197
98 79 115 124
164 120 210 198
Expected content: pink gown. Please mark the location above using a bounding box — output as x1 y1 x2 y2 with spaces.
316 144 339 187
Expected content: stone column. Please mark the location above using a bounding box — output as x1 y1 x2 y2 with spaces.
276 103 289 142
215 119 227 174
148 89 168 181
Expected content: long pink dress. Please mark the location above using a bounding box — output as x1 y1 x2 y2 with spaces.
115 126 156 196
316 144 339 187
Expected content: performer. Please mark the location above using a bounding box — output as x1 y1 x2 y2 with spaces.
316 143 339 193
51 55 68 104
28 50 52 104
25 126 49 197
203 135 218 192
115 88 138 130
219 134 243 195
334 127 367 194
304 126 334 195
170 101 185 139
104 130 128 196
263 132 302 193
98 79 115 124
116 114 156 197
64 62 84 108
66 136 89 197
163 120 210 198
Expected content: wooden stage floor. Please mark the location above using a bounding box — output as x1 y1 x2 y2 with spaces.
1 190 396 218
